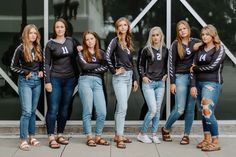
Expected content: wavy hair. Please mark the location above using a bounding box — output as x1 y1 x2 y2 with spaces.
115 17 134 51
145 26 165 61
82 31 102 62
21 24 42 62
201 24 221 50
176 20 191 59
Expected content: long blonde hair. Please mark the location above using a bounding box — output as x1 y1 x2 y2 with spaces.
21 24 42 62
145 26 165 61
176 20 191 59
115 17 134 51
201 24 221 50
82 31 102 62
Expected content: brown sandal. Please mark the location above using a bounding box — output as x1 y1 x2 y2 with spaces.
95 138 110 146
180 136 189 145
56 136 69 145
49 139 60 149
201 143 221 151
116 139 126 149
196 140 210 149
114 136 132 143
161 127 172 142
87 138 97 147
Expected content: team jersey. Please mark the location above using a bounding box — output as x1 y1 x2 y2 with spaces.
11 44 43 75
190 45 225 87
139 47 168 81
78 49 108 78
105 37 137 81
44 37 78 83
169 38 200 84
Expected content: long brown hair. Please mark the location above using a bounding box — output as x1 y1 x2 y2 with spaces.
176 20 191 59
201 24 221 50
115 17 134 51
82 31 102 62
21 24 42 62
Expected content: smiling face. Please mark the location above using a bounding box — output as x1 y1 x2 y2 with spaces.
55 21 66 37
201 30 213 45
117 20 129 35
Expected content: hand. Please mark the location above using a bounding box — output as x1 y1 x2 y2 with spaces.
45 83 52 92
133 81 139 92
170 84 176 94
190 64 195 73
190 87 198 98
162 74 168 81
77 45 83 52
142 76 150 84
193 42 203 51
115 67 125 75
25 72 32 80
38 71 43 78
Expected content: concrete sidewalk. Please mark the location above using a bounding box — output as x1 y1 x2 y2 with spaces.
0 135 235 157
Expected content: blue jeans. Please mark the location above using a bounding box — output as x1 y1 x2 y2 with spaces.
46 76 76 135
141 80 165 133
112 70 133 136
165 74 195 135
197 81 221 137
18 72 41 140
78 76 107 136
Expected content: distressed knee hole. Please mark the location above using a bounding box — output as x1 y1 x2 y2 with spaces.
201 98 212 118
177 109 184 115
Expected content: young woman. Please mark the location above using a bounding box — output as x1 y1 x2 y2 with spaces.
137 27 168 144
78 31 109 147
161 20 200 144
190 24 225 151
11 24 43 151
106 17 139 149
44 18 78 149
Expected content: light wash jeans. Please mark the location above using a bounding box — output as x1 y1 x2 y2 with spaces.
197 81 221 137
46 76 76 135
165 74 196 135
112 70 133 136
18 72 41 140
78 76 107 135
141 80 165 133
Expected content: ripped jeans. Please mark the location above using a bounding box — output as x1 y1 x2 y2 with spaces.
197 81 222 137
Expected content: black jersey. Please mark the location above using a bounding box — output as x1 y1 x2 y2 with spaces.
169 38 200 84
105 37 137 81
190 45 225 87
44 37 78 83
139 47 168 81
11 44 43 75
78 49 108 78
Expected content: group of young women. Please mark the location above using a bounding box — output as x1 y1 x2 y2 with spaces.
10 17 225 152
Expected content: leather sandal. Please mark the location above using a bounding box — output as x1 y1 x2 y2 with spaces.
161 127 172 142
87 138 96 147
49 139 60 149
116 139 126 149
29 138 40 146
201 143 221 151
95 138 110 146
180 136 189 145
114 136 132 143
19 141 30 151
56 136 69 145
196 140 210 149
